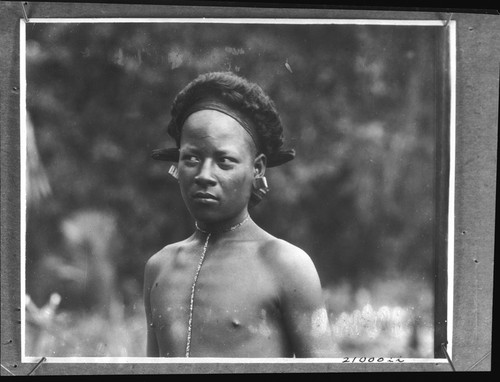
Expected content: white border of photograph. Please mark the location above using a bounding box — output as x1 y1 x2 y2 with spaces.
20 17 456 364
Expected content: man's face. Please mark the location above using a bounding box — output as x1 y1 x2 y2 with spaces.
178 109 258 226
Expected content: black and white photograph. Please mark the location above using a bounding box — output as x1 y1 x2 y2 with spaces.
21 17 452 361
1 2 497 375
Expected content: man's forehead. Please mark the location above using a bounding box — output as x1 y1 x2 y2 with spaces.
180 110 255 147
180 136 254 155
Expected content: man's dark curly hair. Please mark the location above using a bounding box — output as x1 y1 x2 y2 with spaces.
166 72 295 167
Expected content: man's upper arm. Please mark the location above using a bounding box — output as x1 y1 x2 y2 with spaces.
271 241 334 357
143 255 160 357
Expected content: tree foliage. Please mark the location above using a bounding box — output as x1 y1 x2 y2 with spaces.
26 22 441 305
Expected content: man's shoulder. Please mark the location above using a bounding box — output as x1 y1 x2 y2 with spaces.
260 236 306 256
258 236 313 273
258 235 323 300
145 237 191 271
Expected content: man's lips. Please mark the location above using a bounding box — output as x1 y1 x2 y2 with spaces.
192 191 218 201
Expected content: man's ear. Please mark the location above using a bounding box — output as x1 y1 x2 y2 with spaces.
250 154 269 208
253 153 267 178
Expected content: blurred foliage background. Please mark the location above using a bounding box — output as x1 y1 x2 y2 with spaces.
25 22 442 358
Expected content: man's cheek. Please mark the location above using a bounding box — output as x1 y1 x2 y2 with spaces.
228 179 249 196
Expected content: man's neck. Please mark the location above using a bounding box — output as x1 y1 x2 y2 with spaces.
195 214 251 235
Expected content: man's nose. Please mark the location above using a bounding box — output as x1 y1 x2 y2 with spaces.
194 160 217 187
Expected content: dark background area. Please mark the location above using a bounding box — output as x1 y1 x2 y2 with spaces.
24 22 441 357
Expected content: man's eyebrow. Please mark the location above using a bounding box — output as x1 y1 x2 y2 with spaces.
214 148 240 157
180 144 199 152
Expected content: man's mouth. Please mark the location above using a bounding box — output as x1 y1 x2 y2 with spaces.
193 191 218 201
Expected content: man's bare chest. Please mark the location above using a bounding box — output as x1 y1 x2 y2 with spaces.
149 246 281 344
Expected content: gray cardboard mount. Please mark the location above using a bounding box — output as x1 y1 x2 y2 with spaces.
1 2 498 375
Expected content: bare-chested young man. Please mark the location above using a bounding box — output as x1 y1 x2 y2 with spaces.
144 72 334 357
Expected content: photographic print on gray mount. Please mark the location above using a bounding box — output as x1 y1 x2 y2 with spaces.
0 2 499 375
3 3 494 373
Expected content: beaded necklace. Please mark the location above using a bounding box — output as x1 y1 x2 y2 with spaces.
185 215 250 357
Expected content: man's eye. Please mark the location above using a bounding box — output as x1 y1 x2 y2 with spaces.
218 157 236 166
182 155 200 164
183 155 198 161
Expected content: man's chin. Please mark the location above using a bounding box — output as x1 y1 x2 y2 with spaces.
189 208 224 225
